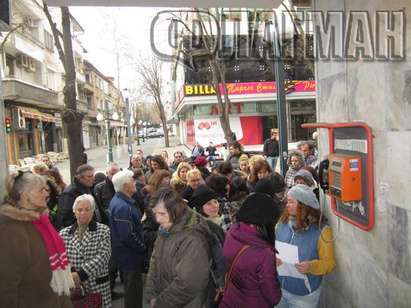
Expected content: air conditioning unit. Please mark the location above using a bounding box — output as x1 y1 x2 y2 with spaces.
17 54 29 68
28 59 36 72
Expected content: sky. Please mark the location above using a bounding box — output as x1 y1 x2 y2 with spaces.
69 4 293 103
70 6 173 92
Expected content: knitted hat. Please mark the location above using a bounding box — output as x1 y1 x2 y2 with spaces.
287 184 319 209
237 193 281 226
189 185 217 213
294 169 315 187
194 155 208 167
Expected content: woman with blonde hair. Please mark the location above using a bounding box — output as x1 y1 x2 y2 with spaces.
170 162 192 193
238 154 250 176
248 155 265 176
181 168 204 201
0 172 73 307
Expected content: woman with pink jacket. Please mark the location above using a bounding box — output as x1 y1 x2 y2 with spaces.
219 193 282 307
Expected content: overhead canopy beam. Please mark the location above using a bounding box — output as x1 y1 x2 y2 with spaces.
44 0 283 8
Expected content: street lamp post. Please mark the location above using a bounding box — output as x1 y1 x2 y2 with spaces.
138 120 143 145
97 101 119 163
123 88 132 161
267 20 289 177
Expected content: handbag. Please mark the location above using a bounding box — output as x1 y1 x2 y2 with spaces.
214 244 250 306
71 285 103 308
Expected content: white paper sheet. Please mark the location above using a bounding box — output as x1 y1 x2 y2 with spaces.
275 240 310 292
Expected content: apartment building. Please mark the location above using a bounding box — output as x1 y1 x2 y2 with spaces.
0 0 124 164
1 0 64 164
83 60 126 149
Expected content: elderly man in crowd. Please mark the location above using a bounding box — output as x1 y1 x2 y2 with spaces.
298 140 318 169
57 164 96 229
109 170 146 308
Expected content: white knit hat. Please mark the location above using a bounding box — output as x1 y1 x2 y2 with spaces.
287 184 319 209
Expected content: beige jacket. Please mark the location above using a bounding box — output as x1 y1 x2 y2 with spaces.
0 204 72 308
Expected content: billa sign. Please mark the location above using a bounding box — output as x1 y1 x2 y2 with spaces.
184 80 316 97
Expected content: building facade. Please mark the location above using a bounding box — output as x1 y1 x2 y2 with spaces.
0 0 125 164
1 0 64 164
172 6 316 147
83 61 126 150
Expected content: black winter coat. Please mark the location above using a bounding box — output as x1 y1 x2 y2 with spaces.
57 178 92 229
94 178 116 225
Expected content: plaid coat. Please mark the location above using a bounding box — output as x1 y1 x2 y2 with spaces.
60 221 111 307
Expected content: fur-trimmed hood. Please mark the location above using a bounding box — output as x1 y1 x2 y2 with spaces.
0 204 42 223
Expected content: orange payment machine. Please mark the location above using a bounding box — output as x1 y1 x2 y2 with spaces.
301 122 374 231
328 154 362 202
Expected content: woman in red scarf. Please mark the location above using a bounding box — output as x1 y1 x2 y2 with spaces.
0 171 73 308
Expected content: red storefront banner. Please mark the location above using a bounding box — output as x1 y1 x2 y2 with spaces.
183 80 316 97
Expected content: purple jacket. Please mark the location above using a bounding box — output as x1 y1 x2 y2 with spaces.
219 222 282 308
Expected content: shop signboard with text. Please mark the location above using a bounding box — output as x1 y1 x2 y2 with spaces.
184 80 316 97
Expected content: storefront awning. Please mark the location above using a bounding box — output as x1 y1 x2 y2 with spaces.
20 107 56 123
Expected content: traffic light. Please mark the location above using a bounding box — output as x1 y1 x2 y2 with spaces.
5 117 12 133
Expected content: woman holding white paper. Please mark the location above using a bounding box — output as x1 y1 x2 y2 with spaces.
276 184 336 308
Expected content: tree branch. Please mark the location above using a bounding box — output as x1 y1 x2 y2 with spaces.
0 24 24 67
42 1 67 71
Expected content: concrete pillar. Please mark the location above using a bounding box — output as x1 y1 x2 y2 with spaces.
313 1 411 307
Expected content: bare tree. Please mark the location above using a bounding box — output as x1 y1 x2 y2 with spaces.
43 2 85 179
136 57 170 147
171 9 235 143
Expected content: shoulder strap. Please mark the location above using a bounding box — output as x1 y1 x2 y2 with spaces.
224 245 250 289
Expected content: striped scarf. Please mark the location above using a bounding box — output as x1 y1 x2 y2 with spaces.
32 214 74 296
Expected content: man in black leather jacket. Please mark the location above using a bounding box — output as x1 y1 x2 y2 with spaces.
57 164 95 229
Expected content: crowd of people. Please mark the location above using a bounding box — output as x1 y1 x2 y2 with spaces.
0 136 336 308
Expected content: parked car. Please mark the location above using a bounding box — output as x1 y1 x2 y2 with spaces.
147 131 161 138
